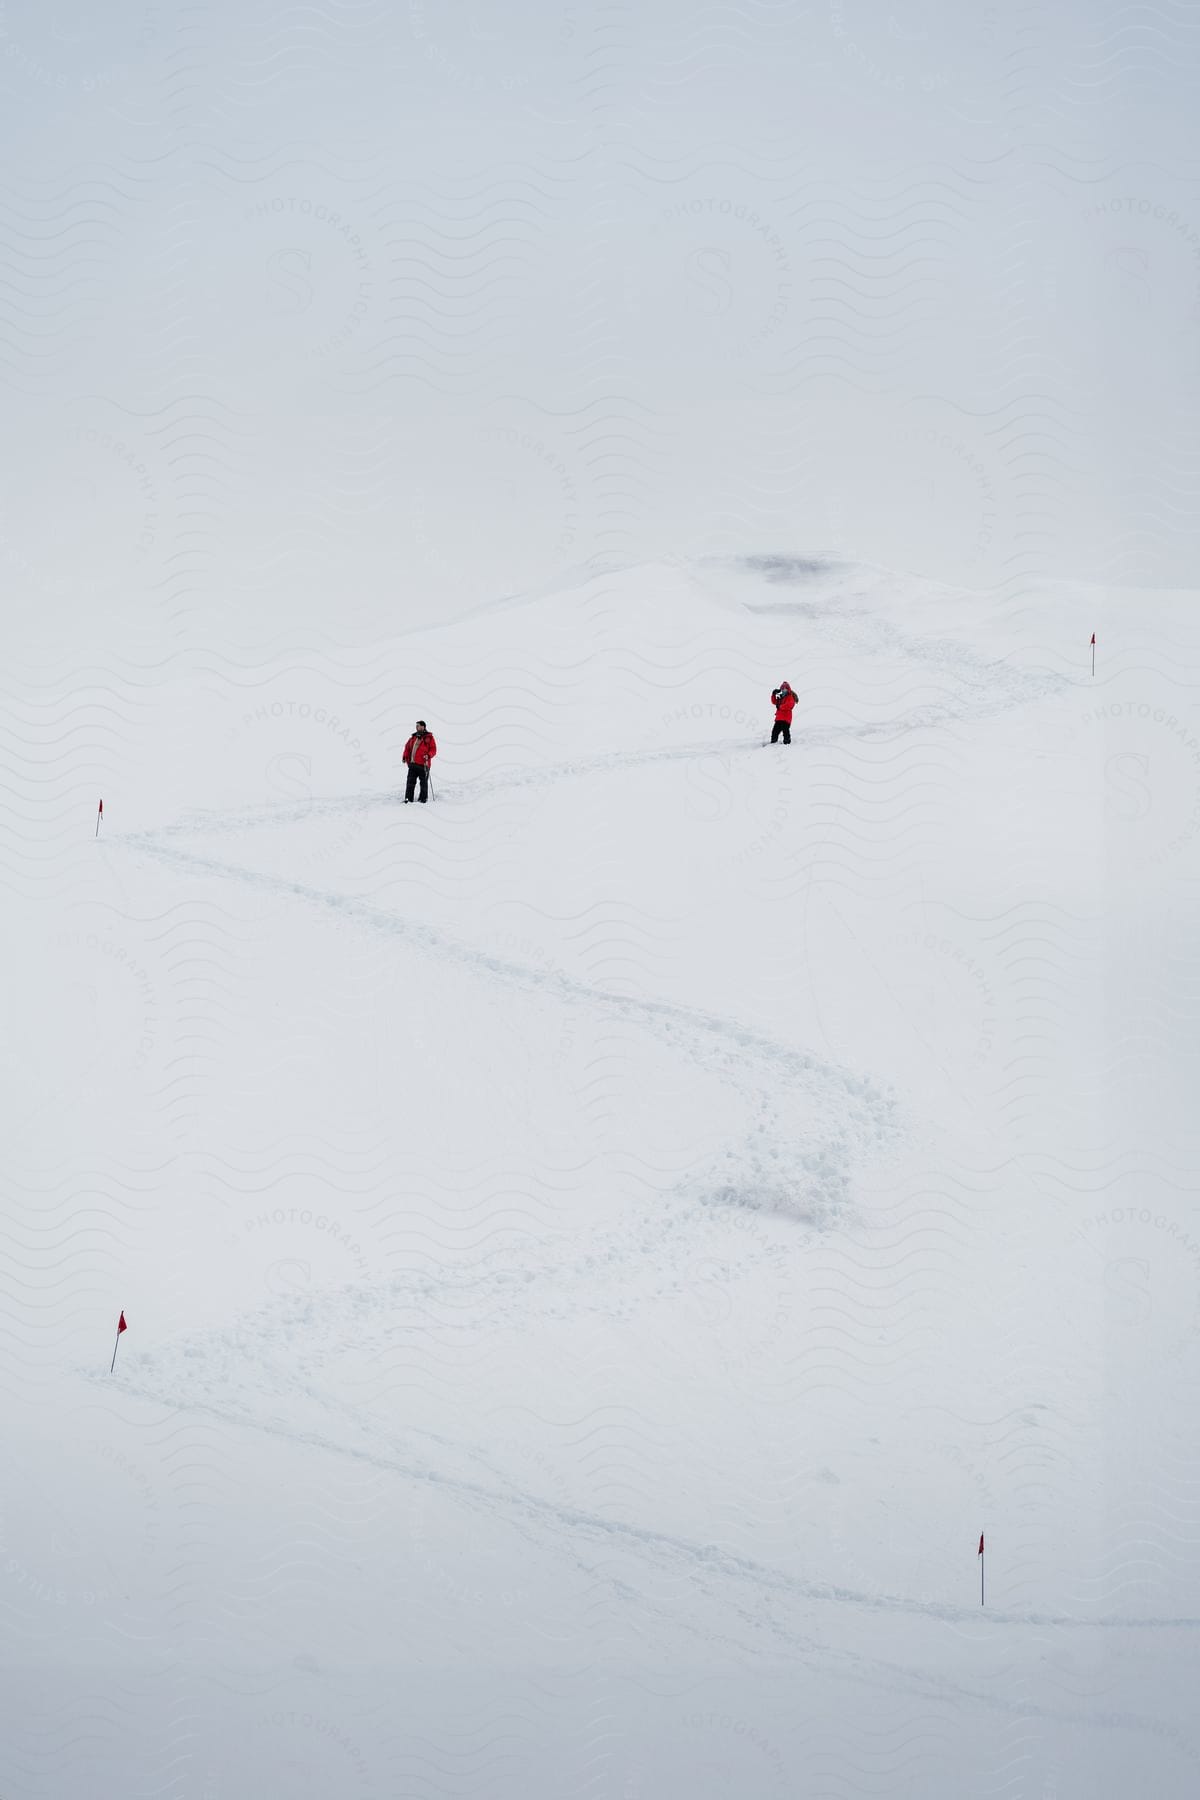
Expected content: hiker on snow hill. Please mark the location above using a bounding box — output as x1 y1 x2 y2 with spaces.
402 720 437 803
770 682 796 745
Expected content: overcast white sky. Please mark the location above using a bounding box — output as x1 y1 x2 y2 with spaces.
2 3 1198 646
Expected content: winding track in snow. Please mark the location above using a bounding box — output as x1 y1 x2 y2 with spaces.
117 710 909 1237
98 1372 1200 1638
118 834 892 1130
123 730 855 842
127 665 1065 845
102 646 1195 1714
88 1375 1200 1757
117 820 896 1294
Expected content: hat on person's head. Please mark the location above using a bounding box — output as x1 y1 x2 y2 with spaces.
416 720 426 729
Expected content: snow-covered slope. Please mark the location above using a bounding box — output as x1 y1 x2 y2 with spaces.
4 557 1200 1798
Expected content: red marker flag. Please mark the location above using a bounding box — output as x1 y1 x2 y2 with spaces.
110 1310 127 1373
95 798 104 838
978 1533 984 1555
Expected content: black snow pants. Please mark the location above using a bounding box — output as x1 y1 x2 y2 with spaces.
404 762 430 802
771 720 791 744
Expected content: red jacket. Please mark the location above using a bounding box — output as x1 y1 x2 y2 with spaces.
403 731 437 767
771 686 797 723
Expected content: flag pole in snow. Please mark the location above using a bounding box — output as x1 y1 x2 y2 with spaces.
978 1532 985 1606
110 1310 127 1373
95 798 103 838
1090 633 1095 678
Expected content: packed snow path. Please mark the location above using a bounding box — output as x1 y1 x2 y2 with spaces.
7 559 1200 1798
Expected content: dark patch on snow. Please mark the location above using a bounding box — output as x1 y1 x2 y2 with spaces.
738 554 839 584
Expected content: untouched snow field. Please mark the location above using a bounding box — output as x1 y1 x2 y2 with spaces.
4 555 1200 1797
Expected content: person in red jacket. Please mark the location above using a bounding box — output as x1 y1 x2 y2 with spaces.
402 719 437 803
770 681 797 744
